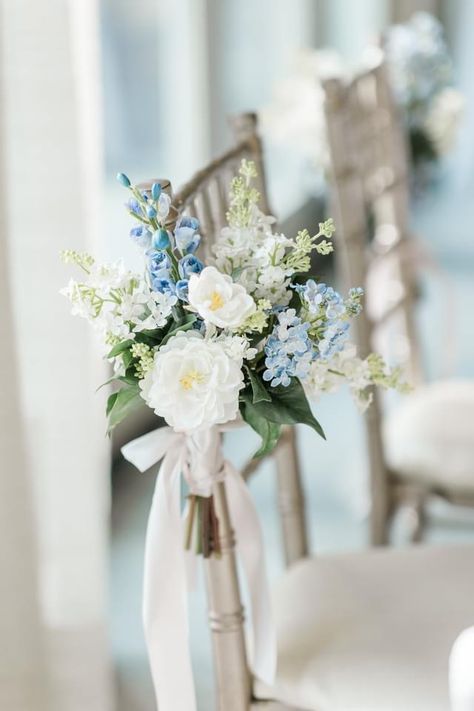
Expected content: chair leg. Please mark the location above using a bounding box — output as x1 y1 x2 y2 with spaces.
274 427 309 567
204 481 252 711
406 495 427 543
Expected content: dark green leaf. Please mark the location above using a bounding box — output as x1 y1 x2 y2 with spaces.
107 339 134 359
245 367 271 403
107 385 143 432
240 396 281 457
252 378 326 440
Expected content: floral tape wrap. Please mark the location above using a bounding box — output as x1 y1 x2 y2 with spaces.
121 425 276 711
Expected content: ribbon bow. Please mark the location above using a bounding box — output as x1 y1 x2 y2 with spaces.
122 425 276 711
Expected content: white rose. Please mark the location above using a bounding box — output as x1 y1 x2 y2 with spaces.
140 330 244 432
188 266 256 329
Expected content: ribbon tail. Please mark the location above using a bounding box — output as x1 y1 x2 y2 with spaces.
143 454 197 711
225 463 277 686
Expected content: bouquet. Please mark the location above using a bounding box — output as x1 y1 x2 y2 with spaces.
385 12 464 174
62 160 406 552
62 160 408 710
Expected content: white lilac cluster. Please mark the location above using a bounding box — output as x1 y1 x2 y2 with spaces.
384 12 463 161
306 344 410 412
213 160 336 308
60 251 177 347
62 162 407 449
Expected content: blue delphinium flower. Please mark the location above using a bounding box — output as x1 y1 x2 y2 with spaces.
148 250 171 278
130 224 152 250
178 254 204 279
126 198 142 216
175 216 201 254
263 309 314 387
175 279 189 301
152 277 176 296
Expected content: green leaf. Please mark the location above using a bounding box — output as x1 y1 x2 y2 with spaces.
106 391 118 417
96 374 138 392
252 378 326 440
245 367 271 403
240 396 281 457
161 314 197 346
122 349 133 369
107 385 143 432
107 339 134 359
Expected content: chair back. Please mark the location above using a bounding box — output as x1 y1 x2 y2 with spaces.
323 54 423 386
323 54 424 544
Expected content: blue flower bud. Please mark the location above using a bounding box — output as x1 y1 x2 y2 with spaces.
147 205 157 219
151 182 162 200
116 172 131 187
175 279 189 301
178 254 204 279
152 228 170 249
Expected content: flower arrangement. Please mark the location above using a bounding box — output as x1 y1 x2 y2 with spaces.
263 13 463 190
62 161 409 708
62 160 406 551
385 12 464 173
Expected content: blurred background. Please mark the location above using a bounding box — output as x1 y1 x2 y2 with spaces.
1 1 474 710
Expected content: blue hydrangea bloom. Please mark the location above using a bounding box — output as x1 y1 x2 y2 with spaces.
345 287 364 316
178 254 204 279
175 216 201 254
129 224 152 250
263 309 314 387
295 280 352 359
175 279 189 301
317 320 350 358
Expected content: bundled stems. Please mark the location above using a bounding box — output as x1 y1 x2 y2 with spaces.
184 494 221 559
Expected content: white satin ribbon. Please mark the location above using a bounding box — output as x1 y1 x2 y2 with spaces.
121 425 276 711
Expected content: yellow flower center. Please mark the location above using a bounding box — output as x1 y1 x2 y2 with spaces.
179 369 205 391
209 291 224 311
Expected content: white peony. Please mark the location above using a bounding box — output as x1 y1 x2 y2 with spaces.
188 266 256 329
139 331 244 432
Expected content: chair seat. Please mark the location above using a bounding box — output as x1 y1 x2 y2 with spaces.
384 379 474 496
254 545 474 711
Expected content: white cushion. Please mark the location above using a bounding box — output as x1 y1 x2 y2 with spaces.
384 380 474 494
254 545 474 711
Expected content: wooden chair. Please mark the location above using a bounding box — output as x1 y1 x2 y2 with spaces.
323 54 474 545
138 112 474 711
